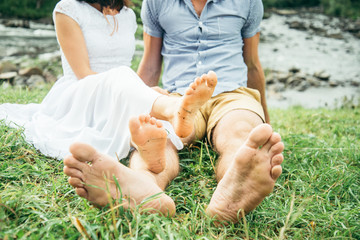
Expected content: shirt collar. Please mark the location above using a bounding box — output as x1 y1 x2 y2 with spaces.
181 0 223 3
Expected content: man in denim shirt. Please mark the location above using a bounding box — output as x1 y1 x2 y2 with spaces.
137 0 284 223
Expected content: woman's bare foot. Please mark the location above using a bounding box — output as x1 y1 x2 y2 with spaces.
206 124 284 223
129 115 167 174
63 143 175 216
173 71 217 138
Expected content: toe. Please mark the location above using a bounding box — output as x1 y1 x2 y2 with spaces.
155 120 163 128
64 166 84 180
75 187 88 199
69 142 98 163
68 177 84 188
271 165 282 180
64 155 88 170
206 71 217 87
195 76 202 86
129 117 141 133
139 114 146 123
269 142 285 157
271 153 284 167
144 115 151 123
185 87 194 95
262 132 281 151
149 117 157 125
246 124 273 149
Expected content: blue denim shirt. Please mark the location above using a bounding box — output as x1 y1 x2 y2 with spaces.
141 0 263 96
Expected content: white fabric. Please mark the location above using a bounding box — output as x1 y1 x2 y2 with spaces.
0 0 183 160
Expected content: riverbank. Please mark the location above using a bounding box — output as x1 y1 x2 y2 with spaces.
260 10 360 108
0 10 359 108
1 89 359 238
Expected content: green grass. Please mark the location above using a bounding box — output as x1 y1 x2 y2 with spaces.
0 85 359 239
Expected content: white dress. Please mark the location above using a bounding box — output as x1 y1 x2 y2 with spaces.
0 0 182 159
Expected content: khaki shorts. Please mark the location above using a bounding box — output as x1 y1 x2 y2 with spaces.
171 87 265 141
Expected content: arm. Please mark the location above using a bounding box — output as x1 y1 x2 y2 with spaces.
55 12 96 80
243 32 270 123
137 32 163 87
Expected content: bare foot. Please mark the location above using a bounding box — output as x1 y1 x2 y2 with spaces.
63 143 175 216
173 71 217 138
129 115 167 174
206 124 284 223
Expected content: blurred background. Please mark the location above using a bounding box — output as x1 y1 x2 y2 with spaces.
0 0 359 108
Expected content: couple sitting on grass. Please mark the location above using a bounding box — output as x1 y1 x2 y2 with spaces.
0 0 284 223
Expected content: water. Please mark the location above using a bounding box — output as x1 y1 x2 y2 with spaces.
260 14 360 85
259 14 360 108
0 20 58 61
1 13 359 108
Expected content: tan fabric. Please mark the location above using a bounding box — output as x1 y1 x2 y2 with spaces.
171 87 265 141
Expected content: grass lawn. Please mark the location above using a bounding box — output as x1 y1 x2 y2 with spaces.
0 85 359 239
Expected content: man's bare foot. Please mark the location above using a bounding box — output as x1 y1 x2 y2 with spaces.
129 115 167 174
173 71 217 138
63 143 175 216
206 124 284 223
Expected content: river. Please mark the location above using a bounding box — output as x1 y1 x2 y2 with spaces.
1 12 359 108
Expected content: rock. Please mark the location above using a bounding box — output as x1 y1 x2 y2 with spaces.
14 75 27 86
306 76 321 87
314 71 330 81
3 19 30 28
265 73 275 84
287 20 308 31
277 72 291 83
271 82 286 92
0 72 18 81
287 76 302 87
295 72 307 80
289 67 301 74
344 20 360 33
326 30 343 39
274 9 298 16
310 21 327 33
34 17 54 25
43 69 57 83
0 61 18 74
19 67 43 77
295 81 309 92
349 81 360 87
26 75 46 89
329 80 339 87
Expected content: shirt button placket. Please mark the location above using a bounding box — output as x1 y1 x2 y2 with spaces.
197 20 205 75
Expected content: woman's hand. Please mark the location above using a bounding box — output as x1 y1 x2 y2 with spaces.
151 86 169 95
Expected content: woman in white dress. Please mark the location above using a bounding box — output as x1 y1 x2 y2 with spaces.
0 0 216 161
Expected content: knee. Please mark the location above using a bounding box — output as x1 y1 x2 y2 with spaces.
213 120 253 148
212 110 263 152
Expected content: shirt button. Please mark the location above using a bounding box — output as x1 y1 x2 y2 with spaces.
199 21 203 27
198 61 202 65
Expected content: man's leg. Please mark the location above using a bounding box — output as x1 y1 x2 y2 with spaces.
206 110 284 222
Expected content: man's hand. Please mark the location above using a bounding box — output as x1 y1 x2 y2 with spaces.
152 86 169 95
